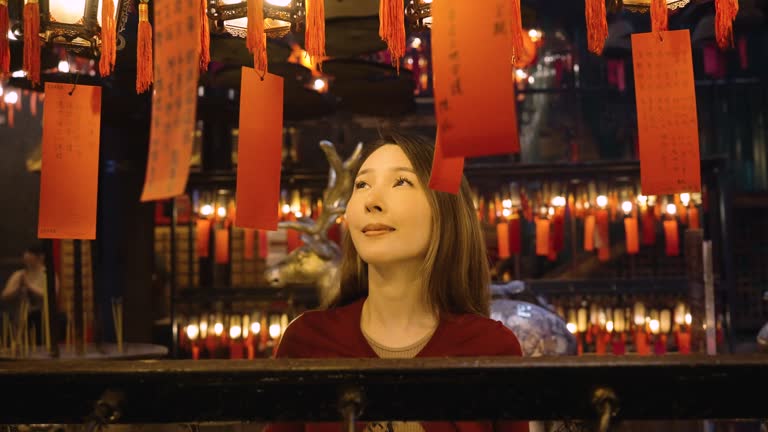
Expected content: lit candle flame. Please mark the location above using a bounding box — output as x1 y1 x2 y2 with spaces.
229 325 242 339
680 193 691 206
606 321 614 332
666 203 677 216
649 319 660 334
186 324 199 341
200 204 214 216
621 201 633 215
566 322 577 334
596 195 608 209
214 322 224 336
269 323 282 339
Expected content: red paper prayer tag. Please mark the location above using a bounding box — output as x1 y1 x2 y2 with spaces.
431 0 520 158
428 133 464 194
535 218 550 256
632 30 701 196
215 228 230 264
140 0 200 201
38 83 101 239
624 217 640 254
234 69 284 231
196 219 211 257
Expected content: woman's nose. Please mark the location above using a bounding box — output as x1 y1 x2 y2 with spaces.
364 190 385 213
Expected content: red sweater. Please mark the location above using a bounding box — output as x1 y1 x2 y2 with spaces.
268 298 529 432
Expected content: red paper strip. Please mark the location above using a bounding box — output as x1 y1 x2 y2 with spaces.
624 217 639 255
508 216 521 255
552 208 565 252
535 218 550 256
140 0 200 201
196 219 211 257
431 0 520 158
688 206 700 229
496 222 510 259
234 69 284 230
596 209 610 261
641 207 656 245
584 215 595 251
215 228 230 264
244 228 255 259
632 30 701 196
428 133 464 194
38 83 101 239
663 219 680 256
258 230 269 259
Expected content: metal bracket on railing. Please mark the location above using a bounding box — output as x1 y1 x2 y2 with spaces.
84 390 125 432
592 388 619 432
338 385 365 432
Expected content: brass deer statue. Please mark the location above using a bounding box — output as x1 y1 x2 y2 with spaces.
265 140 363 306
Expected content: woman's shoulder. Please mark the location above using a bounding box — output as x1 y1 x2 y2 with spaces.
274 300 365 358
435 313 523 357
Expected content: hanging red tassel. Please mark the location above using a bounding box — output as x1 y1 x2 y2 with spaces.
136 0 153 93
305 0 325 69
379 0 405 72
585 0 608 55
23 0 41 87
200 0 210 72
246 0 267 74
0 0 10 78
510 0 527 65
715 0 738 50
650 0 668 33
99 0 117 77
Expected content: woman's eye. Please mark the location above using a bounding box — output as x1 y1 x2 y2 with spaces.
394 177 414 187
354 181 368 189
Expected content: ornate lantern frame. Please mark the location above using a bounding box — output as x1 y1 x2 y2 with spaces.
623 0 692 13
405 0 431 32
206 0 306 39
8 0 133 57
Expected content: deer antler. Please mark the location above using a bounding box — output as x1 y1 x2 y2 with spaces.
277 140 363 240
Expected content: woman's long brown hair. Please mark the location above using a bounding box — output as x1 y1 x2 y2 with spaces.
327 133 491 317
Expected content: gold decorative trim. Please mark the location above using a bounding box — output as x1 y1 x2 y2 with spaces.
623 0 691 13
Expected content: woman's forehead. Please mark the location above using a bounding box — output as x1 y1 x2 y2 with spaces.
359 145 412 172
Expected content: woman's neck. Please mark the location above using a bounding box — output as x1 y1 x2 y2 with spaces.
361 262 437 348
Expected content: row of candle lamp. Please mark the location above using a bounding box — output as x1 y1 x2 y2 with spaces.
555 301 721 355
177 312 293 359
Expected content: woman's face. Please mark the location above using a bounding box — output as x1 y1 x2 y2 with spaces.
345 145 433 267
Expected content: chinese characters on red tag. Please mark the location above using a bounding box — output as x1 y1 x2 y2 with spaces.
632 30 701 195
141 0 201 201
38 83 102 239
431 0 520 159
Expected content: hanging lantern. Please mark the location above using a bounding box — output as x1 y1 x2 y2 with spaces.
404 0 431 32
622 0 690 13
206 0 305 39
31 0 132 57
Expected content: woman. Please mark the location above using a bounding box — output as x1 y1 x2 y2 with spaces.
271 133 528 432
1 243 59 343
